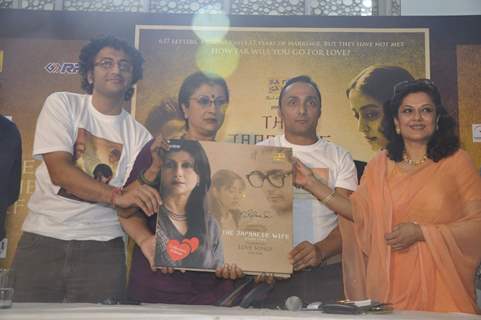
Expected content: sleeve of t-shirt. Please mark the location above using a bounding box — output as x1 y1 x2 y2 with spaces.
335 150 358 192
32 92 75 160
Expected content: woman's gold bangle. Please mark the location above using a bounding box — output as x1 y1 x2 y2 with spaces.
138 169 160 187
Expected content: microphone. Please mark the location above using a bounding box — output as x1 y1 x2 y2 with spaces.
285 296 303 311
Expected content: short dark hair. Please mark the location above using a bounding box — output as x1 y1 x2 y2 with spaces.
381 79 459 162
78 35 144 101
278 75 322 110
178 71 229 110
346 65 414 103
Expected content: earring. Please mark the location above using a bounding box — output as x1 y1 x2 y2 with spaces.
395 127 401 135
436 117 439 131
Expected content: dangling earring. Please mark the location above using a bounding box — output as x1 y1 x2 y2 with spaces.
436 117 439 131
395 127 401 135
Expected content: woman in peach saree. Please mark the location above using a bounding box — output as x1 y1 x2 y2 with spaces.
294 79 481 313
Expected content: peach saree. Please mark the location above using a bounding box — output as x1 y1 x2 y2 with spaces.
344 150 481 313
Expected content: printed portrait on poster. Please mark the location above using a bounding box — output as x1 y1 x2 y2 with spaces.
154 140 293 277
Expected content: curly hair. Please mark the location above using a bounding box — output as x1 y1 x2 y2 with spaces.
78 35 144 101
381 79 459 162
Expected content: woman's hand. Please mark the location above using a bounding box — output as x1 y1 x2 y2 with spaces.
149 134 170 172
385 222 424 251
254 273 275 284
159 267 176 274
215 263 244 280
138 234 157 271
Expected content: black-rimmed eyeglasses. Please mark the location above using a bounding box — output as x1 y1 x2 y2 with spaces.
190 96 228 109
94 59 133 73
246 170 291 188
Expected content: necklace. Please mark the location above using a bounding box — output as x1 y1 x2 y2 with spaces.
402 152 427 166
163 206 187 221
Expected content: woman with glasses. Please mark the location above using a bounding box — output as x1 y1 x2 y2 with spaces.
119 71 241 305
346 65 414 150
294 79 481 313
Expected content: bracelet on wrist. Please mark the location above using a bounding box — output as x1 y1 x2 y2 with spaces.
138 169 160 187
110 187 123 207
320 189 336 205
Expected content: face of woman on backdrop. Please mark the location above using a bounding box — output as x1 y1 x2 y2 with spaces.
182 84 228 138
215 179 245 210
394 91 437 144
161 150 199 197
348 89 388 150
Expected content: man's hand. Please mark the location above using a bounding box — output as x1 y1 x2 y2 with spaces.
292 157 315 189
385 222 424 251
113 184 161 216
215 264 244 280
289 241 323 271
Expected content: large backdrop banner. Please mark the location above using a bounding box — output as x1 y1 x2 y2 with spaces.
134 26 428 161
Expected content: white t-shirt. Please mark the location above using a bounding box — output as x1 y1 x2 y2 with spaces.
258 135 357 246
23 92 151 241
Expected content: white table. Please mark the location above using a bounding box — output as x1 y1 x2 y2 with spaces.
1 303 480 320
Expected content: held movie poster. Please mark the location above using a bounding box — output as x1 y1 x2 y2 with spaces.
154 140 293 277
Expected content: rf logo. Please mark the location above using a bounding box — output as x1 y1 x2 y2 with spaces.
44 62 79 74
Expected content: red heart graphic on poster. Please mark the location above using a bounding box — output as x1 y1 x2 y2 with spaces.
166 240 191 261
166 237 200 261
182 237 199 253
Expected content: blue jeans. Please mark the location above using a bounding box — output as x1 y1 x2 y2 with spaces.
12 232 126 302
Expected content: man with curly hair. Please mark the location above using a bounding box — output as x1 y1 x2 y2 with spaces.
12 36 161 302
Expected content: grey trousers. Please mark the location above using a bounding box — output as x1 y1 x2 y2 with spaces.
12 232 126 302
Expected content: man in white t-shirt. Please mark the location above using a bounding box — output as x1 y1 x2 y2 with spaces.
258 75 358 306
12 36 161 302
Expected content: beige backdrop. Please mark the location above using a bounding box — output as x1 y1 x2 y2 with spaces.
457 45 481 170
